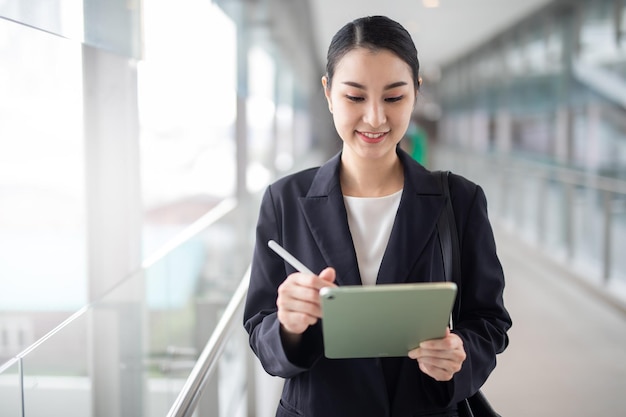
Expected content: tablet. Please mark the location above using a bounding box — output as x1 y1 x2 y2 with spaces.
319 282 457 359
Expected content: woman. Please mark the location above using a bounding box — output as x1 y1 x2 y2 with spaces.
243 15 511 417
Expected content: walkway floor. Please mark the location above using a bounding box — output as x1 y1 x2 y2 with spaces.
483 225 626 417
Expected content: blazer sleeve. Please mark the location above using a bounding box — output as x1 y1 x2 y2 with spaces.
447 174 512 403
243 185 324 379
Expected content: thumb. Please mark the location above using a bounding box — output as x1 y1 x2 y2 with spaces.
318 267 336 285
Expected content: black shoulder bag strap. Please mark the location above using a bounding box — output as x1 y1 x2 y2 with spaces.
435 170 501 417
436 171 461 320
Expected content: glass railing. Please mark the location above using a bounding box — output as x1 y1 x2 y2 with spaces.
430 147 626 306
0 196 257 417
166 267 250 417
0 358 22 415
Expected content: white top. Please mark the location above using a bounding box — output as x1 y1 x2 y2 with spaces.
343 189 403 286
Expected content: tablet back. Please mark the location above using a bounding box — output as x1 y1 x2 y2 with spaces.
319 282 457 359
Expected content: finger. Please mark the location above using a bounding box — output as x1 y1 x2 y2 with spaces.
411 345 466 364
318 267 337 285
278 310 318 335
289 271 336 292
277 288 323 319
418 361 455 382
277 275 325 320
279 274 324 303
412 347 465 382
278 279 323 304
417 355 463 372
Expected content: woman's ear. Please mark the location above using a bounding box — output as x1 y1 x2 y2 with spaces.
321 75 333 113
412 78 421 108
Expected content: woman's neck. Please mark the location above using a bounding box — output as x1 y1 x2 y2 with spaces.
340 151 404 197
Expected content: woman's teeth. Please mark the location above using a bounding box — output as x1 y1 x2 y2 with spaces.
361 132 386 139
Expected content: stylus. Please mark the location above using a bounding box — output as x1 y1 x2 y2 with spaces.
268 240 315 276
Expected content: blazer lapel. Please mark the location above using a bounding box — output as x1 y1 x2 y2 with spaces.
376 186 444 284
298 153 362 286
377 151 446 285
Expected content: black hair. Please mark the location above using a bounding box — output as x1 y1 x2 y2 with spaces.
325 16 420 90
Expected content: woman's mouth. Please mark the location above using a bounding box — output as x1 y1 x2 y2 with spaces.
358 131 388 143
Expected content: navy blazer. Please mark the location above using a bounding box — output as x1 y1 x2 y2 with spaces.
244 148 511 417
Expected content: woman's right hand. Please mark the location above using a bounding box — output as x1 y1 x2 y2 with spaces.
277 267 336 340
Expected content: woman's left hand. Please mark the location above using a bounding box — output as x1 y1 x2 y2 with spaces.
408 328 466 381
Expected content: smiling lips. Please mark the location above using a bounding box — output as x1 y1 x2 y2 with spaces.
358 131 388 143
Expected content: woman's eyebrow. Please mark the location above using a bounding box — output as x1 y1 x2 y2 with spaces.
341 81 408 90
385 81 409 89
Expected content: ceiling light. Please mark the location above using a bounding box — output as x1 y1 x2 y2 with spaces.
423 0 440 8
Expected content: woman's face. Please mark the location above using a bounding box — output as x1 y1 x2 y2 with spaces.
323 47 416 164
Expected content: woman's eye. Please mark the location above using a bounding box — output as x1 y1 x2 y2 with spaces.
346 95 364 102
385 96 404 103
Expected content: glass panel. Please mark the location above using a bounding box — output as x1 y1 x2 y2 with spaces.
595 104 626 180
89 270 147 417
579 0 619 65
138 1 238 254
0 358 23 416
545 18 563 73
572 186 626 286
82 0 141 59
183 316 251 417
0 0 83 41
217 325 248 417
0 19 87 316
570 100 626 177
144 237 203 416
511 113 553 157
143 204 252 416
0 0 140 59
505 36 525 78
542 181 567 257
0 313 35 368
572 187 603 274
13 199 253 417
612 195 626 283
483 47 504 84
20 312 91 417
519 176 541 242
524 26 547 75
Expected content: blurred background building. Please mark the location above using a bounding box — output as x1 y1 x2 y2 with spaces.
1 0 625 416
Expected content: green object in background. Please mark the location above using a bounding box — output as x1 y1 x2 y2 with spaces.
407 123 428 165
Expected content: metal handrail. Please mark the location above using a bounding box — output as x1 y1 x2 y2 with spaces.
494 156 626 194
166 267 250 417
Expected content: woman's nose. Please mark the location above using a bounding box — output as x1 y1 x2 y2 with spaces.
363 101 386 127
